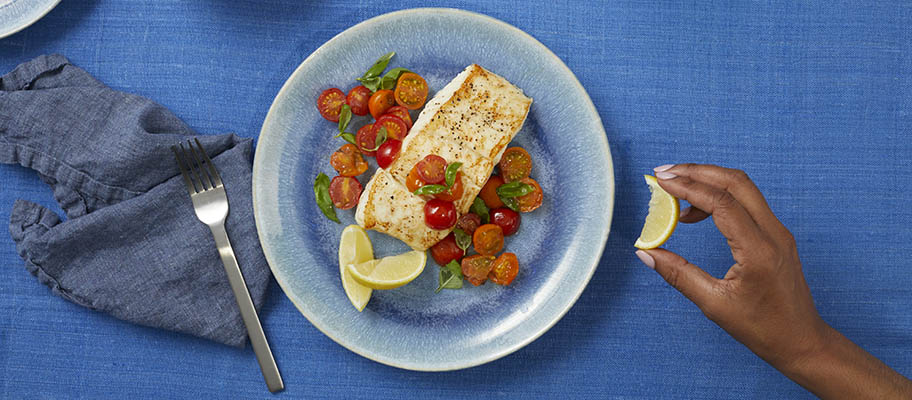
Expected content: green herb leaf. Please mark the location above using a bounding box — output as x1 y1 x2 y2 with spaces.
357 76 381 93
380 67 411 90
338 104 352 133
496 181 536 198
360 52 395 81
436 260 464 293
502 196 520 212
444 162 463 188
453 228 471 251
363 126 388 151
470 197 490 224
413 184 448 196
313 173 340 223
340 133 357 145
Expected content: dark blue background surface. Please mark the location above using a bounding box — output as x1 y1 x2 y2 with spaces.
2 1 910 398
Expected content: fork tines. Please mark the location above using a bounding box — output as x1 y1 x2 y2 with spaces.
171 138 223 194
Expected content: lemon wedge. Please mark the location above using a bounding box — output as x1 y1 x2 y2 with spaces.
339 225 374 311
347 250 427 290
634 175 680 249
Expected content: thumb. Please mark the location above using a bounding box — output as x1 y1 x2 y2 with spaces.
636 248 719 309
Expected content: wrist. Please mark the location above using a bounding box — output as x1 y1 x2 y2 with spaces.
775 318 836 378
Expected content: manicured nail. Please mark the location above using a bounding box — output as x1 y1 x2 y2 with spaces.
635 250 655 269
679 206 691 219
654 164 675 172
655 171 677 180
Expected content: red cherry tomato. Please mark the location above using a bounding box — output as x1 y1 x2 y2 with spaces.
434 172 464 202
516 178 543 212
430 233 465 267
490 207 521 236
328 176 362 210
405 166 424 192
455 213 482 236
316 88 346 122
489 253 519 286
383 106 413 130
355 123 377 157
373 115 409 141
376 139 402 169
346 85 372 116
368 89 396 119
416 155 447 184
499 147 533 183
479 175 505 208
394 72 429 110
424 199 457 230
461 255 494 286
329 144 368 177
472 224 504 256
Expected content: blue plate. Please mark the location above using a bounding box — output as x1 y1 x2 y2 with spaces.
253 8 614 371
0 0 60 39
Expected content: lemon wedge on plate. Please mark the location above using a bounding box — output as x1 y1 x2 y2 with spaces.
347 250 426 290
339 225 374 311
634 175 680 249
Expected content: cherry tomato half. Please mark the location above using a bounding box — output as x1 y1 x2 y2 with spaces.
461 255 494 286
516 178 543 212
376 139 402 169
479 175 505 208
489 253 519 286
355 123 377 157
473 224 504 256
316 88 346 122
394 72 429 110
373 115 409 141
455 213 482 236
328 176 362 210
383 106 413 130
490 207 521 236
405 166 424 192
499 147 533 183
368 89 396 119
416 155 447 184
424 199 457 230
434 172 464 202
329 143 368 177
346 85 372 116
430 233 465 267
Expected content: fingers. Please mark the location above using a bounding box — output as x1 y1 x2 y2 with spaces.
636 248 720 309
679 205 710 224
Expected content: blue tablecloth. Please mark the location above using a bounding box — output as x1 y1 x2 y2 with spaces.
1 1 909 398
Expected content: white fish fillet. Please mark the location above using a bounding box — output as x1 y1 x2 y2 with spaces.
355 64 532 250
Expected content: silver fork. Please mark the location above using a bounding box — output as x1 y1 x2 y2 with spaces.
172 138 284 393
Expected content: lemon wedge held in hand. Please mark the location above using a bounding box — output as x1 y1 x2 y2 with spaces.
339 225 374 311
347 250 427 290
634 175 680 249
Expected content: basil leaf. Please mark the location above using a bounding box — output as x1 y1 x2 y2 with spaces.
313 173 340 223
453 228 471 251
357 76 381 93
338 104 352 133
436 260 464 293
502 196 520 212
470 197 490 224
363 126 388 151
360 51 395 81
413 184 448 196
340 133 357 145
380 67 411 90
496 181 535 198
444 162 462 188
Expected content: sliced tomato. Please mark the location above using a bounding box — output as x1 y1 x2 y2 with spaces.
355 123 377 157
376 139 402 169
424 199 457 230
490 207 521 236
434 172 464 202
346 85 372 116
516 178 543 212
329 143 368 177
461 255 494 286
499 147 532 183
405 166 424 192
479 175 505 208
430 233 465 267
472 224 504 256
373 115 408 141
394 72 429 110
489 253 519 286
316 88 346 122
383 106 413 130
368 89 396 119
328 176 362 210
455 213 482 236
416 155 447 184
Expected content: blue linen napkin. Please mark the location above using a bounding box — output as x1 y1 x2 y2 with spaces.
0 54 271 348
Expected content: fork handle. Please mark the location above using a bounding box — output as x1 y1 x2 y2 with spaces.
210 223 284 393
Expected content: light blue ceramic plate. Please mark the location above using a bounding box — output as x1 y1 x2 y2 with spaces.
254 8 614 371
0 0 60 39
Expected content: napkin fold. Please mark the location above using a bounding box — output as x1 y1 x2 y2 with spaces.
0 54 271 347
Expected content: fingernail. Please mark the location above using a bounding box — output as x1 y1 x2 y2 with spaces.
655 171 677 180
635 250 655 269
654 164 675 172
679 206 691 218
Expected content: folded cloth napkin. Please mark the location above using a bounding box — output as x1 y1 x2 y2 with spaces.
0 54 271 347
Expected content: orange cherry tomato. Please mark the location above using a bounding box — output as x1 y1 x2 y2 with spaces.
373 115 408 141
434 172 464 202
383 105 413 130
479 175 505 209
394 72 429 110
516 178 543 212
328 176 362 210
330 144 368 177
499 147 532 183
316 88 345 122
368 89 396 119
489 253 519 286
461 255 495 286
472 224 504 256
405 166 424 192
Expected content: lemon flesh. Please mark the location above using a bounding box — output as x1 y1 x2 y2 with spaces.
339 225 374 311
347 250 427 290
634 175 680 249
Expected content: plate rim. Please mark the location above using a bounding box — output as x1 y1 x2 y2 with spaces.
253 7 615 371
0 0 61 39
